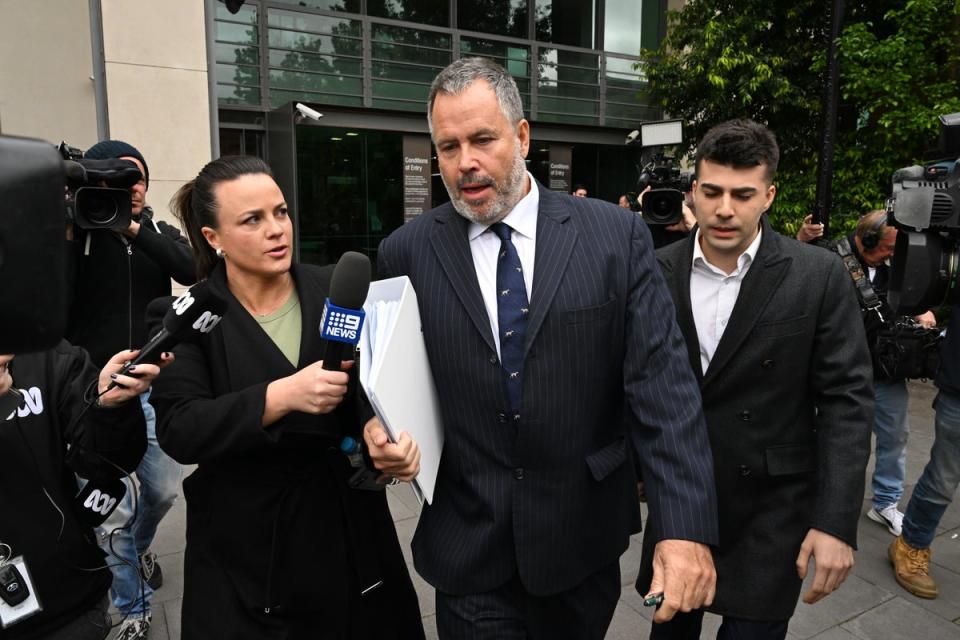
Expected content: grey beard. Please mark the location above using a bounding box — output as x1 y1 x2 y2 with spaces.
445 150 528 225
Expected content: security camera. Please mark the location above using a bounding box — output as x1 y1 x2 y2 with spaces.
625 129 639 145
295 103 323 122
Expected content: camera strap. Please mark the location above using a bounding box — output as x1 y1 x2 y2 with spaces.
835 238 885 322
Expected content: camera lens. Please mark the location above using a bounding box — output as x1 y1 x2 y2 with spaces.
82 190 119 226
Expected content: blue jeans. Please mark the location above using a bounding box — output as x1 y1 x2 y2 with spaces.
902 390 960 549
98 389 181 616
871 379 910 509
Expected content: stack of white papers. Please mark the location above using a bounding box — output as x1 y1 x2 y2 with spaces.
359 276 443 504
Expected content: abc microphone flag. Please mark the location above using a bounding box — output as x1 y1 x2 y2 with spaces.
107 280 227 390
320 251 371 371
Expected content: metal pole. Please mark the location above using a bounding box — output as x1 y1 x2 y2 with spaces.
812 0 845 239
88 0 109 140
204 0 221 159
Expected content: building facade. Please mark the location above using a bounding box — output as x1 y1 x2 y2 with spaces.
1 0 673 266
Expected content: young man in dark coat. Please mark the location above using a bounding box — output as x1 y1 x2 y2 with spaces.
638 119 873 639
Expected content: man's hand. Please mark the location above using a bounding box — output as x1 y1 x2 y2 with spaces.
795 529 854 604
363 417 420 482
646 539 716 622
914 310 937 328
796 214 824 243
98 349 172 407
120 219 141 238
665 203 696 233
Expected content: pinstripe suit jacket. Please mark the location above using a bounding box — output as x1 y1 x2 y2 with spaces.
378 184 719 596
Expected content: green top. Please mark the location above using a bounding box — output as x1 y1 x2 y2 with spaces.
255 287 302 367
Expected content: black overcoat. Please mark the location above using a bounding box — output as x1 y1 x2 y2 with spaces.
148 262 423 639
639 218 874 620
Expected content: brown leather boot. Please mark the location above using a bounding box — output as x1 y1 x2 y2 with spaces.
889 535 938 599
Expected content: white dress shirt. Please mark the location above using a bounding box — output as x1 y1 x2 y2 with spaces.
690 227 763 375
468 174 538 357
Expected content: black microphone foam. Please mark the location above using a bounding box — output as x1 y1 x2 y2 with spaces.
329 251 372 309
107 281 227 390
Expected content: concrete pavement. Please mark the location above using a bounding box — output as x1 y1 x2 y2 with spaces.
112 380 960 639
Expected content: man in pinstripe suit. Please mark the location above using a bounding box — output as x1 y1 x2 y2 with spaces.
373 57 719 639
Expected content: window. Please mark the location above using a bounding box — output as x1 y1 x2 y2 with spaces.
368 0 449 27
457 0 527 39
266 9 363 108
214 3 260 106
535 0 595 49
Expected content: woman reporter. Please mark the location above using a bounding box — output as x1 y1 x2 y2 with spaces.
150 156 423 639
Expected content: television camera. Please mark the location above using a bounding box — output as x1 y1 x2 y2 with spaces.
626 119 693 225
0 135 142 353
887 113 960 315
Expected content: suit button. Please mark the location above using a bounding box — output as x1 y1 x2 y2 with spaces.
497 412 508 424
762 359 774 369
739 465 752 477
514 468 524 480
739 410 751 421
489 353 498 365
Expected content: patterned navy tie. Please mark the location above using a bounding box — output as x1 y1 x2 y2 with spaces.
490 222 529 412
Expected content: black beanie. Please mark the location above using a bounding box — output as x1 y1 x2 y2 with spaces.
85 139 149 188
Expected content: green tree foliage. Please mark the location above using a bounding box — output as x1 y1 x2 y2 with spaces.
638 0 960 237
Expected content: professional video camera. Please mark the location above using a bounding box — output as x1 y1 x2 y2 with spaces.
887 112 960 315
626 119 693 225
0 135 140 353
58 141 141 231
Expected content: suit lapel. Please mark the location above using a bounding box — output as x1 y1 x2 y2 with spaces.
701 219 791 389
429 206 498 354
662 234 703 382
523 189 577 357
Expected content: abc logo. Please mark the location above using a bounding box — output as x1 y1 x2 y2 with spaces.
192 310 222 334
172 291 196 316
83 489 117 516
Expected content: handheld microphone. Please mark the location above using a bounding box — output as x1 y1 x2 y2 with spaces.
320 251 371 371
107 281 227 391
74 477 126 528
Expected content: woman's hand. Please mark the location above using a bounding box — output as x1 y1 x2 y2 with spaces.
98 349 173 407
0 355 13 396
264 360 353 424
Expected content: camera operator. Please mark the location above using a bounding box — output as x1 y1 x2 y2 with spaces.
65 140 196 640
0 344 165 640
831 210 937 539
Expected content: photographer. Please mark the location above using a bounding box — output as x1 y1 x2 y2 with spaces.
66 140 196 640
832 211 936 539
0 344 165 640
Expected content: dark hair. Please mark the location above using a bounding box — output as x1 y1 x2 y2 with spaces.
170 156 274 280
695 119 780 183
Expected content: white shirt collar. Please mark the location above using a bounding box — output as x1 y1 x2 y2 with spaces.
468 173 539 241
692 224 763 275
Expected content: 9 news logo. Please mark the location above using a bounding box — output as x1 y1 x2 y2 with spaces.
321 302 363 343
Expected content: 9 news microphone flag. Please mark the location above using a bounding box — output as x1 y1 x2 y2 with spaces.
320 251 371 371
